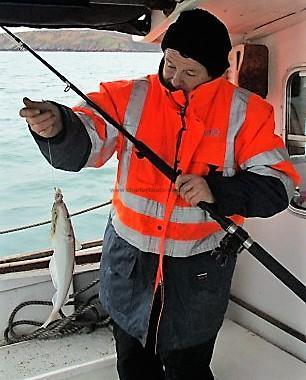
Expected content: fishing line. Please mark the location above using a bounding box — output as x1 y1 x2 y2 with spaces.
37 97 59 192
47 139 58 192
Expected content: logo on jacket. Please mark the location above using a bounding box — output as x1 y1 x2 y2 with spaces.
203 128 221 137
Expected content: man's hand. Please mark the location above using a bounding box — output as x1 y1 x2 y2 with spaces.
19 97 63 138
175 174 215 206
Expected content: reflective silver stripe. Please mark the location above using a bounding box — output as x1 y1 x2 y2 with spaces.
119 78 149 188
240 148 290 169
223 87 250 177
247 165 295 199
240 148 295 198
224 91 294 198
164 230 226 257
118 189 215 223
111 208 226 257
75 104 119 167
111 207 159 252
171 205 214 223
119 190 165 219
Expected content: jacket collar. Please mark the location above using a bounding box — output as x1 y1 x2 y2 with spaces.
161 76 225 112
157 57 224 110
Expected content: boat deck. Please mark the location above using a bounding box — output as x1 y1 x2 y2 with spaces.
0 319 305 380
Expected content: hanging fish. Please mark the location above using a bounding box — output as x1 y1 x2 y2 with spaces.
42 188 76 328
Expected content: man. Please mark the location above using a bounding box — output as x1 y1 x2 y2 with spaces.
20 9 299 380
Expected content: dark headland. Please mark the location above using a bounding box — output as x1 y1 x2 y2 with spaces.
0 29 161 52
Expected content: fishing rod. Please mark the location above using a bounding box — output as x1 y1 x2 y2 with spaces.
2 26 306 303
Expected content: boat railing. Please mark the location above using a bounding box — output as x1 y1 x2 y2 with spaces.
0 200 112 236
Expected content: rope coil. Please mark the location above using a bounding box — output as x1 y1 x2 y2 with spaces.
4 278 111 345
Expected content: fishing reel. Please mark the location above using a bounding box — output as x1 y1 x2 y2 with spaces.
210 232 244 268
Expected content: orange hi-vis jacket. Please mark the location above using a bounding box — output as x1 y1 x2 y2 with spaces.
73 75 298 262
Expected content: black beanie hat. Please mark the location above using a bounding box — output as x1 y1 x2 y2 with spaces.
161 9 232 78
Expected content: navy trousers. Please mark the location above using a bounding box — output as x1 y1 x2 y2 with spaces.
112 287 216 380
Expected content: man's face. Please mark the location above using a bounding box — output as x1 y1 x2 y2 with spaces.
162 49 212 93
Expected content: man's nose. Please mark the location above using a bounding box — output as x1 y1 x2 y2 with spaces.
171 71 183 88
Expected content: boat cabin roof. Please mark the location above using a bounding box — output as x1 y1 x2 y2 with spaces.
0 0 305 42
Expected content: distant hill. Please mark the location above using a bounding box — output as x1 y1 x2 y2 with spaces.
0 29 161 52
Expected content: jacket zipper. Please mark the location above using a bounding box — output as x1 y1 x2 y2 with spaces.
174 100 188 172
154 99 189 354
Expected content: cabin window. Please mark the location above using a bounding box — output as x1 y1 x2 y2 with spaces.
286 71 306 156
286 70 306 213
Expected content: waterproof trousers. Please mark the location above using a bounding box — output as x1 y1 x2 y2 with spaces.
112 287 217 380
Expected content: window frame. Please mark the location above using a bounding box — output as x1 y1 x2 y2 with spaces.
284 66 306 156
284 66 306 215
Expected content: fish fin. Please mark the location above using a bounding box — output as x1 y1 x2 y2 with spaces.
75 239 82 251
49 255 58 290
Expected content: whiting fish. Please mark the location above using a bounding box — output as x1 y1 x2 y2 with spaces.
42 188 76 328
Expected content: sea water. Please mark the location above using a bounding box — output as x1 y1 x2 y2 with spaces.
0 51 163 257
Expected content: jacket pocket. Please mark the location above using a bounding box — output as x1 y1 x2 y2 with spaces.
128 148 158 186
189 256 225 295
189 254 237 327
